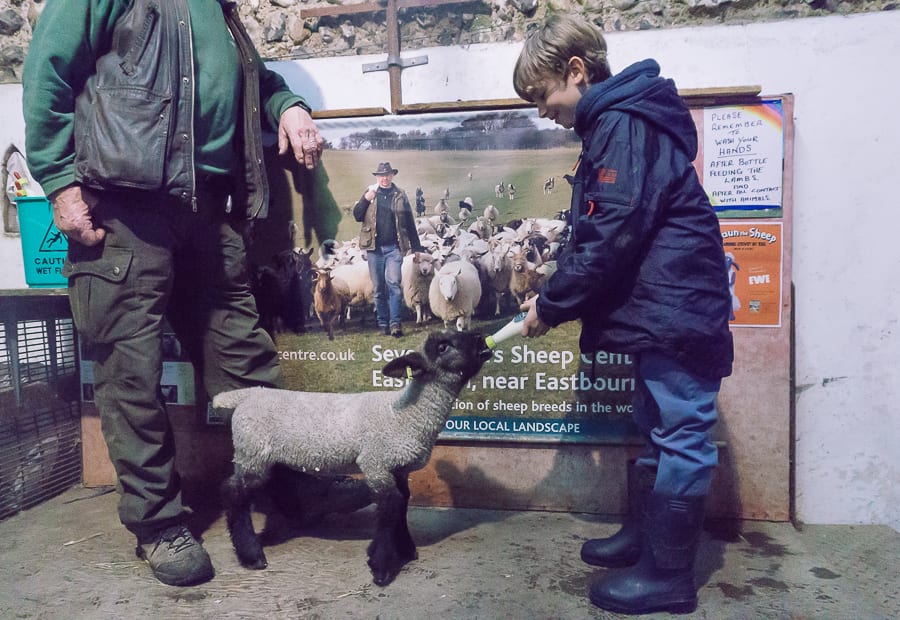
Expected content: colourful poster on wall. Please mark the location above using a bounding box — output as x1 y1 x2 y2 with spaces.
703 100 784 218
720 221 784 327
257 108 639 444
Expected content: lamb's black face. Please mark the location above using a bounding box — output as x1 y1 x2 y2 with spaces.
424 330 492 381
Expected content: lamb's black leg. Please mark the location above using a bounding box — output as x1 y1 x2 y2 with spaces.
222 466 268 569
367 483 409 587
392 472 417 561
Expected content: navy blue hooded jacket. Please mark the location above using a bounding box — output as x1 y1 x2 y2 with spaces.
535 59 734 379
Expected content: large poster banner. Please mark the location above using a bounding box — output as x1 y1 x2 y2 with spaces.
266 108 640 443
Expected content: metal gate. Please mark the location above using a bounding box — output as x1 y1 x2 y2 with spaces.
0 317 81 521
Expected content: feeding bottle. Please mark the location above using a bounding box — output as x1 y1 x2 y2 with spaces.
485 312 527 349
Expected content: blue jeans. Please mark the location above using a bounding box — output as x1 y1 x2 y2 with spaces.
632 352 720 497
367 245 404 327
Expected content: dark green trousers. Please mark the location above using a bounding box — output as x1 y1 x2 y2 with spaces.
65 186 281 541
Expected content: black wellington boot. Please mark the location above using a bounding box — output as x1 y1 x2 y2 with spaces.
589 492 706 615
581 460 656 567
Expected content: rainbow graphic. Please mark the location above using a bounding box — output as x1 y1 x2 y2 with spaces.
746 99 784 132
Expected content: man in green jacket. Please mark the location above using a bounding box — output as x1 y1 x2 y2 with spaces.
22 0 323 586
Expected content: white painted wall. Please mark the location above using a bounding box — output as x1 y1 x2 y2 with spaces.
3 12 898 529
1 83 27 286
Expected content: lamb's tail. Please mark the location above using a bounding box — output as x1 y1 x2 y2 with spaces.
211 387 263 410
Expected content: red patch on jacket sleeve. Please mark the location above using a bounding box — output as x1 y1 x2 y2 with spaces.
597 168 618 184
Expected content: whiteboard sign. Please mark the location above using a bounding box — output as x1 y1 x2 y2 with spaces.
703 100 784 213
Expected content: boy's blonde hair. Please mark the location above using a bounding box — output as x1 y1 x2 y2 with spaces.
513 14 612 102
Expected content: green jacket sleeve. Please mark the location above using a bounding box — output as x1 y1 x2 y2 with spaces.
22 0 129 197
258 53 312 132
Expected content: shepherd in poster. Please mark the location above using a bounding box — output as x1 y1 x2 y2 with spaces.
353 162 426 338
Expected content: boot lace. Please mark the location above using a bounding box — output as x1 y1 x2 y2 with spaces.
156 525 197 554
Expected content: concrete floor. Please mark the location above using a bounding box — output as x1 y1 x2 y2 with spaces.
1 485 897 619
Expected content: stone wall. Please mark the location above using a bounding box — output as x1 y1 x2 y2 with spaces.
0 0 894 82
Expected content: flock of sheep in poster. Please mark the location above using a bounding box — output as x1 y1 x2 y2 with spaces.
252 177 572 342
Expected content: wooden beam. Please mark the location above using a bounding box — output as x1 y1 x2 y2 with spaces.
679 85 763 106
395 98 532 114
299 0 482 19
311 87 769 119
311 107 389 119
678 85 761 98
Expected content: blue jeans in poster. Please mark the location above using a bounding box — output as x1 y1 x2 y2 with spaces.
632 351 721 497
367 244 404 328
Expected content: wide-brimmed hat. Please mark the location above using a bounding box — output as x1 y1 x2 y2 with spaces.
372 162 399 176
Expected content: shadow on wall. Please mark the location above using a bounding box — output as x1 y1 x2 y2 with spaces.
252 146 342 261
419 391 743 590
246 61 341 267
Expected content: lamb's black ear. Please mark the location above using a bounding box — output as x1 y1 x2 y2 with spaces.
383 352 428 378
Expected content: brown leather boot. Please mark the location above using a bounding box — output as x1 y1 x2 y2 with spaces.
136 524 214 586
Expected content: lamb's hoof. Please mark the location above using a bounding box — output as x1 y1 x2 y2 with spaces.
367 553 405 587
369 564 399 587
243 557 268 570
237 551 268 570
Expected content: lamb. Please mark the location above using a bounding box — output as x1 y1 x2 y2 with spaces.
428 259 482 331
250 248 314 340
401 252 437 324
427 210 455 236
313 268 350 340
214 330 493 587
543 176 555 195
331 260 374 322
457 196 474 225
509 249 547 305
483 204 499 225
416 216 437 236
467 215 493 241
476 240 514 316
250 263 286 340
315 239 338 270
518 217 568 245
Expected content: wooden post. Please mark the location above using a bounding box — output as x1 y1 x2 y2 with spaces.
386 0 403 111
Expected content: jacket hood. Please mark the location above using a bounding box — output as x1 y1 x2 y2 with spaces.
574 59 697 159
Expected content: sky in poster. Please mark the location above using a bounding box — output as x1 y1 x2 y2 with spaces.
318 108 563 146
